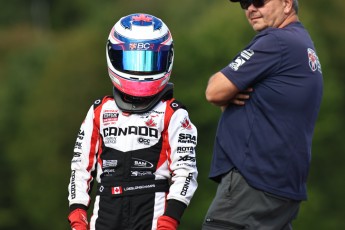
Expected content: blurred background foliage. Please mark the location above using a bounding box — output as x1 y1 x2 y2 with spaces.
1 0 344 229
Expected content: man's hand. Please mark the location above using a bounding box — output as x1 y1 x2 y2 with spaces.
230 87 253 106
68 208 88 230
157 215 179 230
221 87 253 111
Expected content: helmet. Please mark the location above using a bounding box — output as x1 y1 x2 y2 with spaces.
106 13 174 98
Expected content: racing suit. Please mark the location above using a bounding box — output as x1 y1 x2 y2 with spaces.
68 92 198 230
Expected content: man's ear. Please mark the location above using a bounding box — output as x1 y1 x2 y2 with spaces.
283 0 293 14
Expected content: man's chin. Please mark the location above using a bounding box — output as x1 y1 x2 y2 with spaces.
252 23 267 32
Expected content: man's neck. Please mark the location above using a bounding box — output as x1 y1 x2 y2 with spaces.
279 14 299 29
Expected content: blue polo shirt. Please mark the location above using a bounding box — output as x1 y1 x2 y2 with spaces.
209 22 323 200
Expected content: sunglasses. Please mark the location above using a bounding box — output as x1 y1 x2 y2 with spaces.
238 0 266 10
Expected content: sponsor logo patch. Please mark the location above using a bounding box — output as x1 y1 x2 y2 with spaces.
181 117 192 130
178 133 197 145
229 49 254 71
103 126 158 138
70 170 76 199
103 111 119 123
132 158 154 169
177 146 194 154
307 48 322 73
103 160 118 168
178 155 196 162
131 171 153 177
180 173 193 196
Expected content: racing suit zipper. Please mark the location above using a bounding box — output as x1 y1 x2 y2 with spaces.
205 218 248 229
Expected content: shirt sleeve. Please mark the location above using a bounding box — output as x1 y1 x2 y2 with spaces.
166 108 198 206
68 105 99 208
221 32 282 90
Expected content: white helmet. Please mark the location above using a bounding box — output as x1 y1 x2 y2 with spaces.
106 13 174 98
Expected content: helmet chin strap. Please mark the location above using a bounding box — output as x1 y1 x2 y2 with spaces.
113 83 174 113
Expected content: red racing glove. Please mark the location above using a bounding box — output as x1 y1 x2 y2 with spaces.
68 208 88 230
157 215 179 230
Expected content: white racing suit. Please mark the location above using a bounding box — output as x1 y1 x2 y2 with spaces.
68 93 198 230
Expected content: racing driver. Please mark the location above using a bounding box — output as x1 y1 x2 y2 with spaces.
67 13 198 230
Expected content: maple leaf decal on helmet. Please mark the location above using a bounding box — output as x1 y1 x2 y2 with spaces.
132 14 152 22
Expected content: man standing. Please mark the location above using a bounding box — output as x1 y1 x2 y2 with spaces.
202 0 323 229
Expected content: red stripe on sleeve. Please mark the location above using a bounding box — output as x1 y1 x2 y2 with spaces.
157 99 175 170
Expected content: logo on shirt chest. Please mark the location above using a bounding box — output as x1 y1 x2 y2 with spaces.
307 48 322 73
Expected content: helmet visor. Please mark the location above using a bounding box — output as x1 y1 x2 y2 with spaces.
109 45 172 75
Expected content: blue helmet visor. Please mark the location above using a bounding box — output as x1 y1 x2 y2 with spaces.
109 44 172 75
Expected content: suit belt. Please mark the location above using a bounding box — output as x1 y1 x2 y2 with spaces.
97 179 169 196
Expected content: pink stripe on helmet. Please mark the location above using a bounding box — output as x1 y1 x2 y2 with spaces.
109 69 170 97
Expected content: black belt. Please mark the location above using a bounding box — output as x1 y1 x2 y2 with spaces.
97 179 170 197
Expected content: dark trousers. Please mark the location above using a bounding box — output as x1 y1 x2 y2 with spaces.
90 193 157 230
202 169 301 230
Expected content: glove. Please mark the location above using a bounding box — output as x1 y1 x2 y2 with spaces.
157 215 179 230
68 208 88 230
